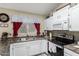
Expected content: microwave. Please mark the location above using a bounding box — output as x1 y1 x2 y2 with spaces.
53 19 69 30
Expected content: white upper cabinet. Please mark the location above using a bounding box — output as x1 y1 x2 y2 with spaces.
53 5 70 30
69 4 79 31
44 16 53 30
44 4 79 31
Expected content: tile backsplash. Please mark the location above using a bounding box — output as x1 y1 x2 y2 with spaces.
51 30 79 41
68 31 79 41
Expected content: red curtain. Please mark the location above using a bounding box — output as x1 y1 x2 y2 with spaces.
13 22 22 37
34 23 40 36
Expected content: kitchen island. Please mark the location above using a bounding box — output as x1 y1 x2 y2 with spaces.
0 36 48 56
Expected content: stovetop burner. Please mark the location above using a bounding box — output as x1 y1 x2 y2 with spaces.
50 36 75 46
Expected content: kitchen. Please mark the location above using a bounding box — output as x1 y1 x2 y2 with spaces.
0 3 79 56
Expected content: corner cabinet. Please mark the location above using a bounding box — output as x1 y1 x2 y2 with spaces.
53 5 70 30
69 4 79 31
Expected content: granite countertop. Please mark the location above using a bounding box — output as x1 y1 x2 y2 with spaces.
0 37 47 56
10 37 47 44
64 43 79 54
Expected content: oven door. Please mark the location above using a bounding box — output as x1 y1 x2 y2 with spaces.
48 41 64 56
56 46 64 56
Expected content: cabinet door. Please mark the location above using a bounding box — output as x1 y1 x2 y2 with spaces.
62 19 69 30
69 4 79 31
41 40 47 53
28 40 42 55
29 45 41 55
53 5 69 21
10 43 30 56
53 5 69 30
13 46 29 56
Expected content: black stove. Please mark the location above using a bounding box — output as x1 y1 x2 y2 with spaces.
48 35 75 56
52 36 75 46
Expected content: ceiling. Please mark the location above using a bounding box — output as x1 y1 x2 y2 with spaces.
0 3 62 16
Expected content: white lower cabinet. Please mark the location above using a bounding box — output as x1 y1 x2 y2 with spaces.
28 40 47 55
64 48 79 56
29 45 41 55
12 45 29 56
41 40 47 53
10 40 48 56
28 40 42 55
10 42 30 56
